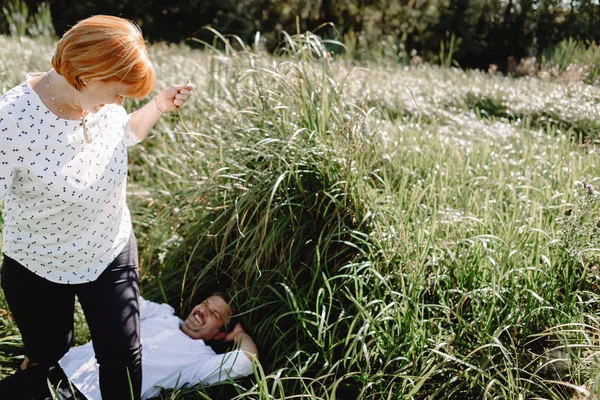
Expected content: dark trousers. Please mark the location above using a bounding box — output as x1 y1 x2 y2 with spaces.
0 364 87 400
0 233 142 400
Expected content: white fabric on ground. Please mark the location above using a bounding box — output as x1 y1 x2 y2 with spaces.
59 298 254 400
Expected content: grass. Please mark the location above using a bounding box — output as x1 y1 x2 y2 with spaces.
1 31 600 399
540 38 600 86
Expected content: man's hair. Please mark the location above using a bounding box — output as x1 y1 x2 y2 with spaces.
52 15 155 99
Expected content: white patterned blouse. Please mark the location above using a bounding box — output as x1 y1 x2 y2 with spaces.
0 76 142 284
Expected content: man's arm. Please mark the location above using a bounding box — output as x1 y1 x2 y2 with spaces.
189 323 256 385
224 323 259 361
139 297 175 321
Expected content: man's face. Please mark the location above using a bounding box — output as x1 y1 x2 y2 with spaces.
180 295 231 340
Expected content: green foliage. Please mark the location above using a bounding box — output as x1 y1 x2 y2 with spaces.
26 2 54 39
541 38 600 85
2 31 600 398
133 32 600 397
2 0 599 71
1 0 27 37
439 32 457 69
1 0 55 39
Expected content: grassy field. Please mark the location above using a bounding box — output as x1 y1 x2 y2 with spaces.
1 33 600 399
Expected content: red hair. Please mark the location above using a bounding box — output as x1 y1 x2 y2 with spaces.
52 15 155 99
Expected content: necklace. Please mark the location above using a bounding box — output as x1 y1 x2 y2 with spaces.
45 72 63 114
45 71 90 144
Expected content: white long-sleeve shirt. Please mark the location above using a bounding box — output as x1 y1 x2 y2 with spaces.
59 298 254 400
0 76 141 283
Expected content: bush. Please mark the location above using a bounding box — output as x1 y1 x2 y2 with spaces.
1 0 55 39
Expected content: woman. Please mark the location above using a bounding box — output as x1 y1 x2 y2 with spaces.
0 15 193 400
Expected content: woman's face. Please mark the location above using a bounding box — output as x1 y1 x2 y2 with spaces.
78 80 131 113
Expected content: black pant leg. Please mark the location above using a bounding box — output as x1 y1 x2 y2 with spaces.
0 366 50 400
76 233 141 400
1 254 76 365
0 255 76 399
0 364 89 400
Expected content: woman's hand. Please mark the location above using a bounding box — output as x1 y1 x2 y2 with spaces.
129 81 195 141
153 82 194 113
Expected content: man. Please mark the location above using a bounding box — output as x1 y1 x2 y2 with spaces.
1 293 258 400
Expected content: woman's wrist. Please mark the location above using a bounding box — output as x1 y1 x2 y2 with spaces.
154 97 166 113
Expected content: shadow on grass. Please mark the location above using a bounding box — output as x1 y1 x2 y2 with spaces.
463 92 600 142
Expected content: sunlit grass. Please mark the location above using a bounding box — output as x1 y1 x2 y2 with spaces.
1 32 600 399
540 38 600 86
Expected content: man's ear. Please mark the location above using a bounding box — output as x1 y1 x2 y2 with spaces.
214 331 227 341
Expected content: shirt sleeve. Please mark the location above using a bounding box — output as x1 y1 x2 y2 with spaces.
194 350 254 385
0 110 22 203
139 297 175 321
123 118 142 147
113 105 142 147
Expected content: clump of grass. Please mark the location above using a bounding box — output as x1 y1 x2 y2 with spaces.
139 31 390 397
1 0 55 39
540 38 600 85
130 30 600 398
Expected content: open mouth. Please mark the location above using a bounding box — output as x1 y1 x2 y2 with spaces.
186 310 204 331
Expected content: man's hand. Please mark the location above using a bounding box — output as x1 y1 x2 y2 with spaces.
223 322 245 342
223 322 258 360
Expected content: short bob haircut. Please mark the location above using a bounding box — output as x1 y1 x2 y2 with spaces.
52 15 155 99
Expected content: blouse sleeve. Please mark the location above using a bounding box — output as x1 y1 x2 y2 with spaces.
0 110 22 202
123 118 142 147
114 105 142 147
139 297 175 321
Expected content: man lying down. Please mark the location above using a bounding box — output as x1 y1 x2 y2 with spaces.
63 293 257 399
4 293 257 400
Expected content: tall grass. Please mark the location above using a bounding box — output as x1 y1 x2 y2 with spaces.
540 38 600 85
1 31 600 399
1 0 55 39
